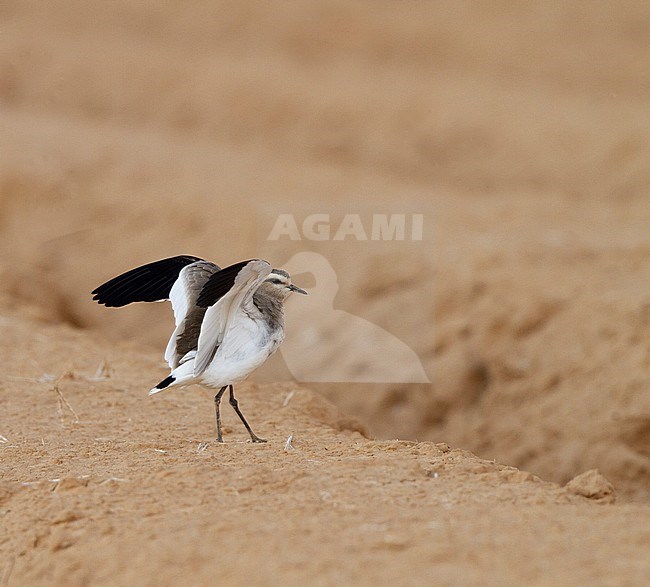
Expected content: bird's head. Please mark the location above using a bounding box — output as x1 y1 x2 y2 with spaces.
263 269 308 299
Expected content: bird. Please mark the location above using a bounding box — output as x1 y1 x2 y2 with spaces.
91 255 307 443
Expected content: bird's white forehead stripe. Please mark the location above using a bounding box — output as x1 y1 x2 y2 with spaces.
270 269 290 279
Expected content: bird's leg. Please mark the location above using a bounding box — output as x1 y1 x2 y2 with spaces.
228 385 266 443
214 385 228 442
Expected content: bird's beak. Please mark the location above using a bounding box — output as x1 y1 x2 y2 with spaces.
288 284 308 295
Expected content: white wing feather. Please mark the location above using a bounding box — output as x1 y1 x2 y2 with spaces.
164 275 190 367
194 260 272 377
164 261 218 368
169 273 191 327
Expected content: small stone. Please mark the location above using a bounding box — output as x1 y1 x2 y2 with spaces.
565 469 615 503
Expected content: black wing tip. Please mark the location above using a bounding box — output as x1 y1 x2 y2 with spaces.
91 293 124 307
91 289 106 304
91 286 126 307
91 254 206 308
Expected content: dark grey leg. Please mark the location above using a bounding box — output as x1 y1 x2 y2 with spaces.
229 385 266 443
214 385 228 442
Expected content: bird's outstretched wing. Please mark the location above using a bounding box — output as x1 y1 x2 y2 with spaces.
164 261 221 367
91 255 206 307
92 255 222 368
193 259 272 377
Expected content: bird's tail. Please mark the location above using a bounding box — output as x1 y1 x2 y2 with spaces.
148 360 195 396
148 375 176 396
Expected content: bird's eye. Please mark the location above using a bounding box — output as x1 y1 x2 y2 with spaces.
268 278 283 285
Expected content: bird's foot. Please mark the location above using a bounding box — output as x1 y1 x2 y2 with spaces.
249 435 267 443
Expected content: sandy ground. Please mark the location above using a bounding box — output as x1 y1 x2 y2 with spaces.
1 1 649 584
1 310 648 585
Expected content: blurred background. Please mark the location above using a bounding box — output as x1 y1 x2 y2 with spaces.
0 0 648 500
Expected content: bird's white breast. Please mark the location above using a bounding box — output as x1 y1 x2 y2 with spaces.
200 312 284 388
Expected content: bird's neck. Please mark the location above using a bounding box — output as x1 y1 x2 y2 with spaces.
252 284 285 330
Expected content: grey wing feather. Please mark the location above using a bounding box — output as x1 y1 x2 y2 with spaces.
164 261 220 368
